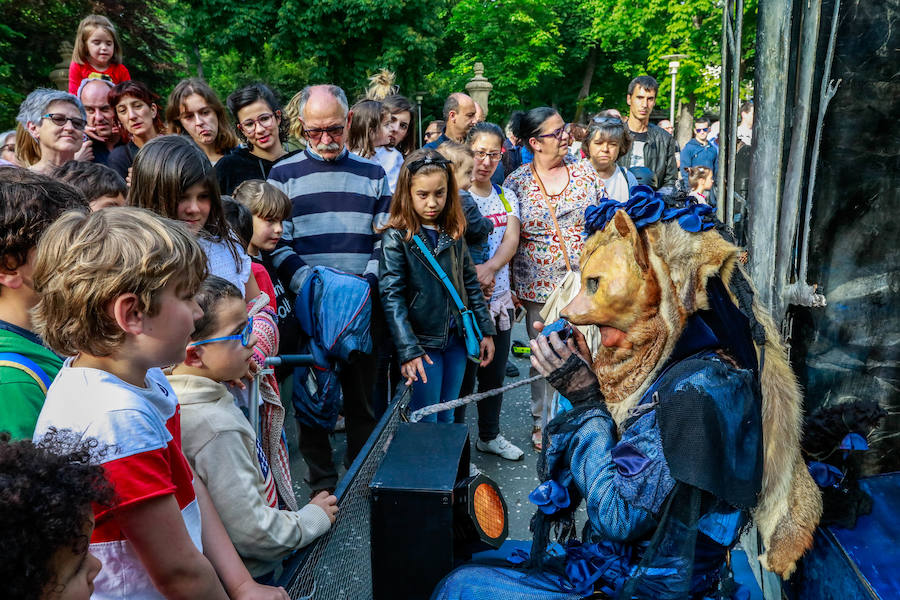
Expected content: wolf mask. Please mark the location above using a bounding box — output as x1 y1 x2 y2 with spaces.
562 200 822 578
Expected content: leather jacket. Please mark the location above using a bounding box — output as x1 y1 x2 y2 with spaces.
379 227 497 364
617 122 679 191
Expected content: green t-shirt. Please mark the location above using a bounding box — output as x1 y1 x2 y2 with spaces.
0 322 63 440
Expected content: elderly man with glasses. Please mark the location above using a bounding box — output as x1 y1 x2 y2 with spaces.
680 115 719 183
266 84 391 497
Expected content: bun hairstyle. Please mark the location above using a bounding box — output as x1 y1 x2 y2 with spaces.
509 107 558 152
366 69 399 101
687 165 714 190
466 121 505 147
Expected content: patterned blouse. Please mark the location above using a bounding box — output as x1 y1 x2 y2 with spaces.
505 154 605 303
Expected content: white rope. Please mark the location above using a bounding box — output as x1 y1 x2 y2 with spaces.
407 374 543 422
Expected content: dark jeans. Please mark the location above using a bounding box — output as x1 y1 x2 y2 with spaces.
298 349 377 493
453 310 513 442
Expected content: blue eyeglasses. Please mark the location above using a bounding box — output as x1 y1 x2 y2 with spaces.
190 316 254 348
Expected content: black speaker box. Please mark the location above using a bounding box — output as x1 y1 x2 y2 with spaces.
369 422 470 600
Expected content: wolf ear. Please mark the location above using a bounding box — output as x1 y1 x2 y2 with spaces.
613 210 649 272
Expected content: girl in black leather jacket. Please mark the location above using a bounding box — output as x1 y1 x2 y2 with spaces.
378 148 496 423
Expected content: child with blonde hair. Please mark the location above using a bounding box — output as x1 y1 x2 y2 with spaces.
68 15 131 94
31 207 289 600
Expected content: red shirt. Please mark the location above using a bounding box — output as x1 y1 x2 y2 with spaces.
68 61 131 94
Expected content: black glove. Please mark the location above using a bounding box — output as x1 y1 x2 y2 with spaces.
531 334 603 406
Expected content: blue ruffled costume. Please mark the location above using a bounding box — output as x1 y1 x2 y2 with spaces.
432 316 762 600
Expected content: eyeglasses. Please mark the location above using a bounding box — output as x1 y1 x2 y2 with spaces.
695 127 711 133
473 150 502 162
591 116 623 125
42 113 87 131
536 124 570 142
303 125 345 141
190 316 254 348
239 112 276 131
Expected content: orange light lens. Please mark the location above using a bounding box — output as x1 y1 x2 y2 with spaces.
473 483 505 538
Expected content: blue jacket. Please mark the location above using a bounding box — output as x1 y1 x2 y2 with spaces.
292 266 372 430
680 138 719 181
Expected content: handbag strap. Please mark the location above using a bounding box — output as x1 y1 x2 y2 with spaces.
530 163 573 271
412 234 467 312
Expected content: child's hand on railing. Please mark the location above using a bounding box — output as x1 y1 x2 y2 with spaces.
310 490 339 524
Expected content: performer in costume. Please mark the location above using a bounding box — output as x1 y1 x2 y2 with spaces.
433 187 822 599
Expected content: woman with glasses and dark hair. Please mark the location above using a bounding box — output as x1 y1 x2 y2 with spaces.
216 83 292 195
166 78 239 166
14 88 88 174
583 116 638 203
107 80 166 179
505 107 605 450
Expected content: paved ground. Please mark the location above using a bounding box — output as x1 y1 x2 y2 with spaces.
284 320 585 541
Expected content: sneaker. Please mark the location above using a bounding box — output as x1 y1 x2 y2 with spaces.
476 434 525 461
505 362 520 378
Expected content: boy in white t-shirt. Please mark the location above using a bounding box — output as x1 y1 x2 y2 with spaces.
31 207 288 600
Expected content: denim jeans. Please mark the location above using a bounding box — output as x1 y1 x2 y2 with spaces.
410 335 468 423
454 309 513 441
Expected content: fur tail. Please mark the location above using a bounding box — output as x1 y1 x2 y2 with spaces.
750 300 823 578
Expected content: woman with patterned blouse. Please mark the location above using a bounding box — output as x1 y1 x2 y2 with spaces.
504 107 605 450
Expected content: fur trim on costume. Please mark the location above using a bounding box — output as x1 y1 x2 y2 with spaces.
572 212 822 577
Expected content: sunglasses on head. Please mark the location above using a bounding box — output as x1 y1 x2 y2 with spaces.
190 316 254 348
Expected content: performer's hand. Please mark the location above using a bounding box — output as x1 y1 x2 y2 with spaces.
531 332 601 404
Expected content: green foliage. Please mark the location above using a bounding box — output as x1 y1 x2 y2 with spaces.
0 0 177 126
1 0 756 135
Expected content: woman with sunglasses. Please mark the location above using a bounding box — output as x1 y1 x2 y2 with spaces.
504 107 605 450
217 83 292 195
14 89 88 174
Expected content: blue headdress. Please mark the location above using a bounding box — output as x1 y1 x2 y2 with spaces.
584 185 716 236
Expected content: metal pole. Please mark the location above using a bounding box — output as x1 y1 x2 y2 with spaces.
415 95 424 149
669 71 676 125
717 2 729 221
726 0 743 229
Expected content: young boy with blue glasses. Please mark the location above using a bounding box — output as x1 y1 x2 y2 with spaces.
168 275 337 581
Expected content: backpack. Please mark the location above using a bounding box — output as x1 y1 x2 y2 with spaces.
0 352 53 394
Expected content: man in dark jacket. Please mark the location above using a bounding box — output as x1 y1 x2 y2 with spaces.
617 76 678 193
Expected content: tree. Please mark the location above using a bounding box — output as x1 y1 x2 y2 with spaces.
0 0 178 126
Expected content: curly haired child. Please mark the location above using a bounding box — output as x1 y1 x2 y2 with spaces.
0 430 114 600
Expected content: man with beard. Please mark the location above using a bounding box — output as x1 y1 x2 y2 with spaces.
77 78 123 165
267 84 391 496
616 76 678 193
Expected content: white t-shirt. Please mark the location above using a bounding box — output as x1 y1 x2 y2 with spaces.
198 235 252 295
600 167 636 203
469 185 520 297
34 363 202 600
374 146 404 193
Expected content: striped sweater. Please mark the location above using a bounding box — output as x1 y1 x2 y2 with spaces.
267 147 392 293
